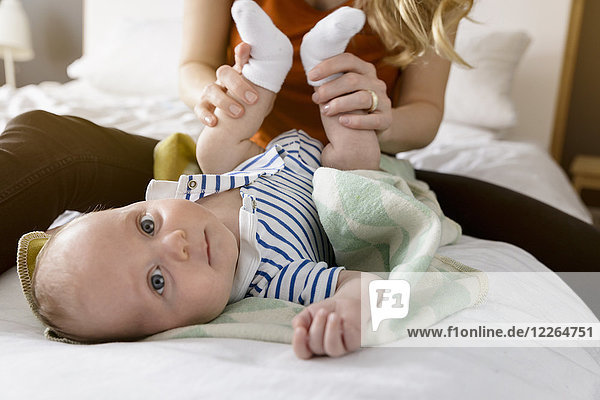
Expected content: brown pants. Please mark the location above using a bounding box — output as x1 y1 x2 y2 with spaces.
1 110 598 273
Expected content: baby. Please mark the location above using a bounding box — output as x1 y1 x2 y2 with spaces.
31 0 378 359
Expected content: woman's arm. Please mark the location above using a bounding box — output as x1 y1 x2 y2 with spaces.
378 49 451 154
179 0 259 126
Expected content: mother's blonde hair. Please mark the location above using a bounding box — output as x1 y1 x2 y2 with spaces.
355 0 473 67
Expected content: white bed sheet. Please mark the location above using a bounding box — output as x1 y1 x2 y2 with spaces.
0 81 204 141
1 81 598 399
398 122 592 223
1 237 598 400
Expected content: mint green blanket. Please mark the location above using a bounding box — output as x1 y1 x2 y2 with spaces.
147 156 487 344
313 156 488 344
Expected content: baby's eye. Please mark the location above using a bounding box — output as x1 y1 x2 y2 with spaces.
140 214 155 236
150 267 165 295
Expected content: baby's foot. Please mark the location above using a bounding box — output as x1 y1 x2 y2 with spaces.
300 7 366 86
231 0 293 93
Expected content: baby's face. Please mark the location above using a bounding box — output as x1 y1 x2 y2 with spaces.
51 199 239 340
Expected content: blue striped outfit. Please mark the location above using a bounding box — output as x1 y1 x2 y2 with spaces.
146 130 343 305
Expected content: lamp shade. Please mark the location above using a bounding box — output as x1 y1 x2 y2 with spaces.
0 0 34 61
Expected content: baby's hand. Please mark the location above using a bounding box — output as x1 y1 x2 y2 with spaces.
292 297 361 359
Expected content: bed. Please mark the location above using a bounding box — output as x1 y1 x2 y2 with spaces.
1 0 599 399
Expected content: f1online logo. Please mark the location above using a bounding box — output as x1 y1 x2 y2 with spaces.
369 280 411 331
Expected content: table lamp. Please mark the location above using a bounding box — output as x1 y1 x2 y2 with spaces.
0 0 34 88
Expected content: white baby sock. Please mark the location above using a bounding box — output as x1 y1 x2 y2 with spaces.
300 6 366 86
231 0 293 93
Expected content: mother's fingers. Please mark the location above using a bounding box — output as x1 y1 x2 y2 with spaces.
198 81 245 120
339 111 393 132
321 89 391 117
194 102 217 127
313 72 387 105
308 53 377 83
215 65 259 106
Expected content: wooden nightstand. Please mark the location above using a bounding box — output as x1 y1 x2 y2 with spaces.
570 155 600 195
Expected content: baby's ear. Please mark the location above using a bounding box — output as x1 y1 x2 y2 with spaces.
16 231 50 318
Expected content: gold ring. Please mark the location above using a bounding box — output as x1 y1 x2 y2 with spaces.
367 89 378 113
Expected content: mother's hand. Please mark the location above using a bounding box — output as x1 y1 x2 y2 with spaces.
308 53 392 134
195 42 259 127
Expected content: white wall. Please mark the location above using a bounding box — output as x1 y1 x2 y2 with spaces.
0 0 82 86
83 0 184 56
462 0 572 149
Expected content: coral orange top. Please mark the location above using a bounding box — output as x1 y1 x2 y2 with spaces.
227 0 401 148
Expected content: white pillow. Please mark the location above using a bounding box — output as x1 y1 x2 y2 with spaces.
67 18 182 97
443 30 531 131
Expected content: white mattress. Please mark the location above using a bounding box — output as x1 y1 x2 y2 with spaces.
1 237 598 399
1 81 598 399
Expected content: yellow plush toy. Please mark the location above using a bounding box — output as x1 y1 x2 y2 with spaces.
153 132 201 181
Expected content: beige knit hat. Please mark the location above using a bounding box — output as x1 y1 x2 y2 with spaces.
16 231 82 344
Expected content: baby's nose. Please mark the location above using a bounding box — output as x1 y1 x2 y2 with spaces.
161 229 188 261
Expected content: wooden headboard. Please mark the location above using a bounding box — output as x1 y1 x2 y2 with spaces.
82 0 576 150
